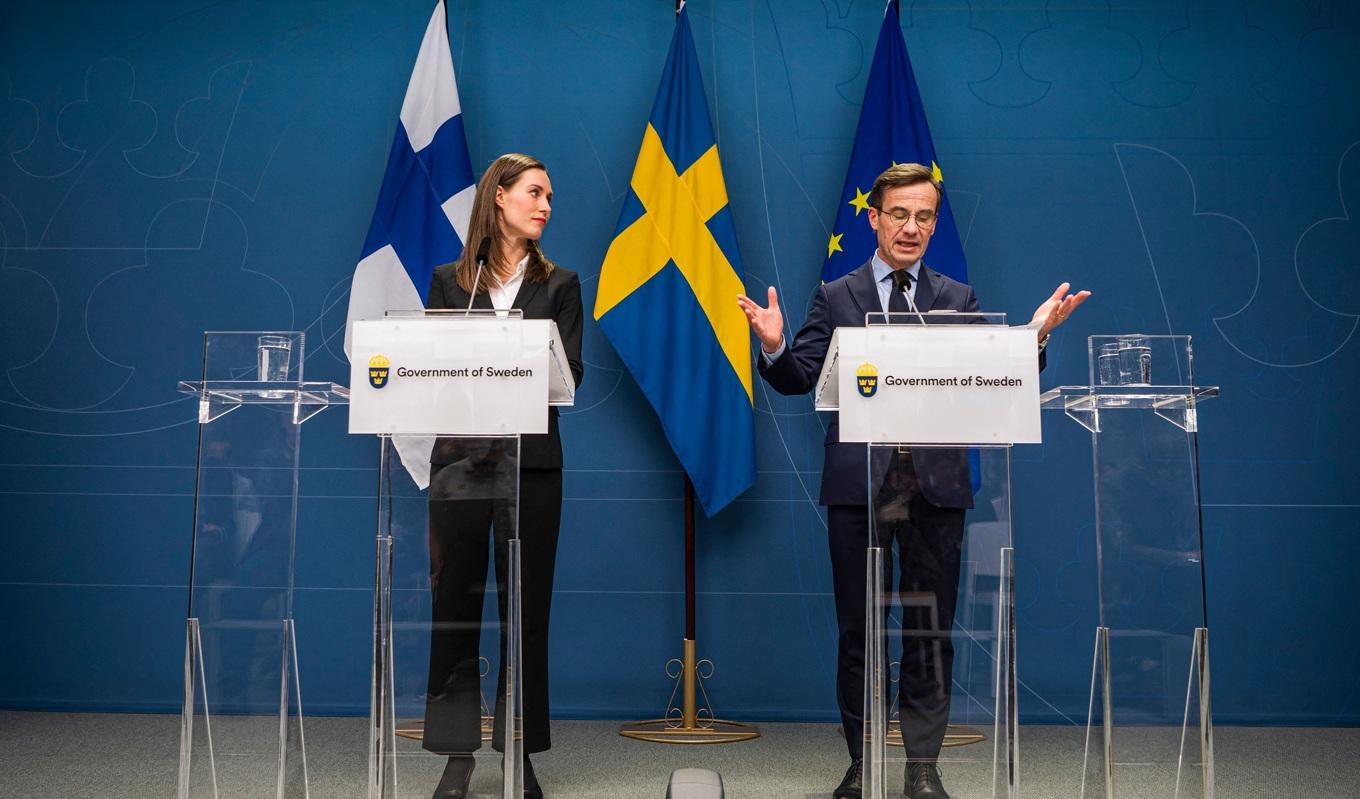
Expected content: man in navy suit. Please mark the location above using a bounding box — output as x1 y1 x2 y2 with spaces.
738 163 1088 799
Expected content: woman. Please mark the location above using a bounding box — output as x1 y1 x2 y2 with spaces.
422 153 583 799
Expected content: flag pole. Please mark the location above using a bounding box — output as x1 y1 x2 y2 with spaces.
683 475 697 726
674 0 700 737
617 473 759 744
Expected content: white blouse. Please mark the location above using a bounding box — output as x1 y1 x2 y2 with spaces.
488 254 529 313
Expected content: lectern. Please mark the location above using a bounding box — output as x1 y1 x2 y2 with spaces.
176 331 349 799
1040 335 1218 799
816 313 1040 799
349 310 575 799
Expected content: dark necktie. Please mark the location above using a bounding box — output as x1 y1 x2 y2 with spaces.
888 269 915 314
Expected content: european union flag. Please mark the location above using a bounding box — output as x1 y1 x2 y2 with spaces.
594 6 755 516
822 0 966 285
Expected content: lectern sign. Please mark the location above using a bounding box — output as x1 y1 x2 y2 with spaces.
832 325 1041 444
348 318 550 435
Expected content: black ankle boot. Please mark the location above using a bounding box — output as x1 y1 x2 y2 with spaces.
501 754 543 799
433 755 474 799
523 754 543 799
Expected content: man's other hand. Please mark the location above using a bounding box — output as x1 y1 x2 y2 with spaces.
1031 282 1092 340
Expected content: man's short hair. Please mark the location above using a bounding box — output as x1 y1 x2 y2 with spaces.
869 162 942 210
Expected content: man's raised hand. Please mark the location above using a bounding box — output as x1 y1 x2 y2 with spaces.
1030 282 1092 340
737 286 785 354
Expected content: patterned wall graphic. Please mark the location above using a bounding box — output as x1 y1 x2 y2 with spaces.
2 0 1357 725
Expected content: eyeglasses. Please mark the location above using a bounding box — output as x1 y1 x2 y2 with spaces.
875 207 938 229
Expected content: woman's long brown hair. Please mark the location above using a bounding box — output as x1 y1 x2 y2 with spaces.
454 153 558 294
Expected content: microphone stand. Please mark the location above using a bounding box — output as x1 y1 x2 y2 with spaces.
900 274 928 327
465 257 487 314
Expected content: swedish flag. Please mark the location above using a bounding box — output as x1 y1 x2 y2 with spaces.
595 6 755 516
822 0 967 285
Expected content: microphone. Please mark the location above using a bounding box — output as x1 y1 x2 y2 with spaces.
900 273 928 327
465 236 493 313
890 269 929 327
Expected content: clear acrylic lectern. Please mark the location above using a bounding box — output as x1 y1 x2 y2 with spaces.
817 312 1039 799
349 310 574 799
1040 335 1219 799
176 330 349 799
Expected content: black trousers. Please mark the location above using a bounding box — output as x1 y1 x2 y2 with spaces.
827 476 965 763
422 465 562 755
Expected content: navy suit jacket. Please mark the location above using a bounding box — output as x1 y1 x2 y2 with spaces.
758 259 1043 509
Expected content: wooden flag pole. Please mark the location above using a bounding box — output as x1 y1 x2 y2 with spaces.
618 476 759 744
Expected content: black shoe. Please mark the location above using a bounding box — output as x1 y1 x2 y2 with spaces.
499 754 544 799
433 755 474 799
523 754 543 799
906 762 950 799
833 758 863 799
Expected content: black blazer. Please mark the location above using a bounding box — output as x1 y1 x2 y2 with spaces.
758 259 1044 509
426 262 585 470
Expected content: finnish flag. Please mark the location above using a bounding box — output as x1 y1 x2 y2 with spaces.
345 1 474 487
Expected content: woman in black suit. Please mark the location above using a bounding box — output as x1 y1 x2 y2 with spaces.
422 153 583 799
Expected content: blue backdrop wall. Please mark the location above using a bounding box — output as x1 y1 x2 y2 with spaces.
2 0 1358 726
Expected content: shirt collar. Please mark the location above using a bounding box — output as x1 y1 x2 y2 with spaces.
871 250 922 286
494 254 528 287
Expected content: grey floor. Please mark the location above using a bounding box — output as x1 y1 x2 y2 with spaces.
1 711 1358 798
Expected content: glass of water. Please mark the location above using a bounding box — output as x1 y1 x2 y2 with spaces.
1098 343 1121 385
257 335 292 394
1117 335 1152 385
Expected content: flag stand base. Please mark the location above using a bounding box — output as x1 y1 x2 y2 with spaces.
394 716 494 743
618 639 760 745
885 723 987 748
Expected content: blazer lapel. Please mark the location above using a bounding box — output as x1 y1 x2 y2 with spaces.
848 260 880 318
511 277 542 312
914 265 939 312
465 283 493 310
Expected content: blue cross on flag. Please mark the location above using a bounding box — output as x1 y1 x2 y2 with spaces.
344 1 475 355
344 1 475 487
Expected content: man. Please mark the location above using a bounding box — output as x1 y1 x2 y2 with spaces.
737 163 1088 799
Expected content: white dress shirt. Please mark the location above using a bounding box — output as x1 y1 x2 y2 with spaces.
488 254 529 314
